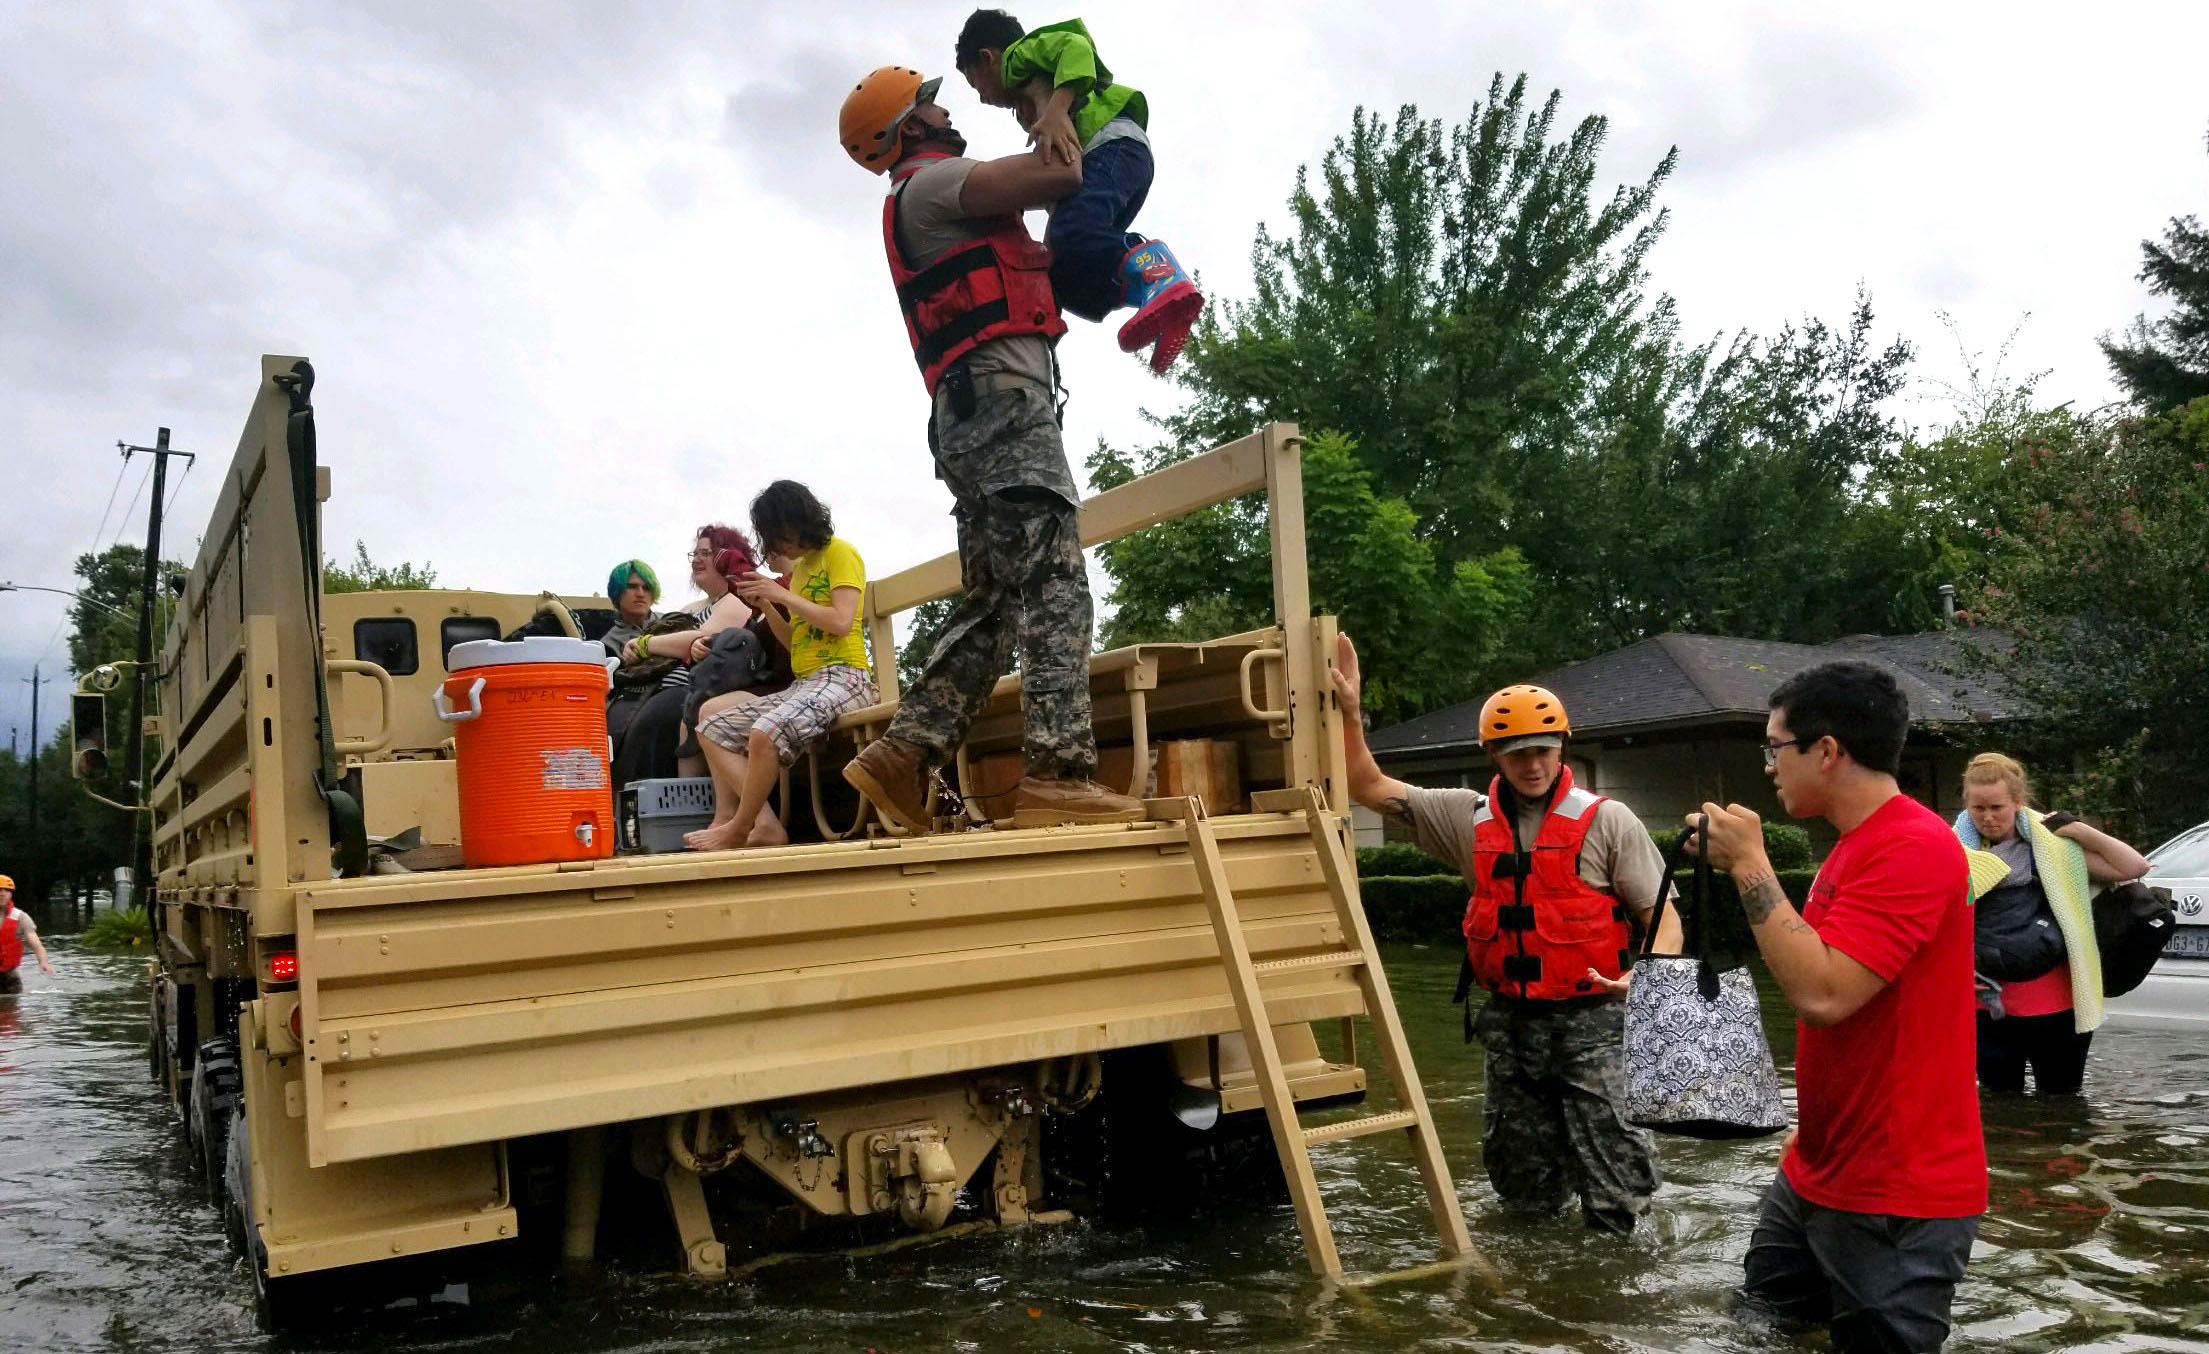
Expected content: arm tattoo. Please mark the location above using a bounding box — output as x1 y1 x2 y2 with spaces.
1381 795 1414 822
1735 869 1788 925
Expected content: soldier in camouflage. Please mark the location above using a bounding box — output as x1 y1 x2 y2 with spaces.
837 67 1142 834
1329 634 1679 1233
885 387 1102 783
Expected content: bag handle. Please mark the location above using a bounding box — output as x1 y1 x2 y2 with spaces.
1639 813 1705 960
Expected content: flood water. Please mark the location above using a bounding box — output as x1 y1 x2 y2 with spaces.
3 939 2206 1353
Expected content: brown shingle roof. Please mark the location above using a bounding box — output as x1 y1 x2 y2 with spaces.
1366 629 2021 755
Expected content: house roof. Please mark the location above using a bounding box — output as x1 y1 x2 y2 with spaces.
1367 629 2021 756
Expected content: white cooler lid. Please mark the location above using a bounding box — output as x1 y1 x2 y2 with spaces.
446 635 609 670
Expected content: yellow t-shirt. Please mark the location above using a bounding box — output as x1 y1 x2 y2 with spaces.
785 537 871 676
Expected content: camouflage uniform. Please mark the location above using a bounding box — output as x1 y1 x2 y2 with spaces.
1473 994 1660 1234
886 383 1098 779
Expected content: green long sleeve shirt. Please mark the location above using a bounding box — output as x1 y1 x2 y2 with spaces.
1000 18 1147 145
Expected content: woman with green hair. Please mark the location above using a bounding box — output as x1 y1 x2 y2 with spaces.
603 559 660 652
602 559 663 747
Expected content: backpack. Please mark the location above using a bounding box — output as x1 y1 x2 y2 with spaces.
1973 879 2068 982
681 618 792 730
2093 880 2177 998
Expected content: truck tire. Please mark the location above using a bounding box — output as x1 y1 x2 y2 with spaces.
225 1100 305 1330
191 1039 243 1207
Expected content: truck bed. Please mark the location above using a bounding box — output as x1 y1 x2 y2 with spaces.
295 807 1370 1166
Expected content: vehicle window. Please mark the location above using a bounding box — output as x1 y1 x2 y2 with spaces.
2148 822 2209 879
440 617 503 668
353 618 419 677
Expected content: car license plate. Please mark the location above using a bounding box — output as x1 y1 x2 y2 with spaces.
2168 927 2209 959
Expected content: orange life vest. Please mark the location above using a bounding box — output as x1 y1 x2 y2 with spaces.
1462 766 1633 1002
883 153 1066 396
1 902 22 972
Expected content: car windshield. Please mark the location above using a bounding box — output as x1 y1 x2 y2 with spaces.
2148 821 2209 880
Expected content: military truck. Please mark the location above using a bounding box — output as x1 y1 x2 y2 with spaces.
99 355 1470 1324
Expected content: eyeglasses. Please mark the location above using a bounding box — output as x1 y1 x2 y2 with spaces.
1762 735 1816 769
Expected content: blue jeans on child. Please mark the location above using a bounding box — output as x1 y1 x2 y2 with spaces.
1046 135 1154 322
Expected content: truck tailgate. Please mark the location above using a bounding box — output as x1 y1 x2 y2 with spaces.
295 815 1371 1165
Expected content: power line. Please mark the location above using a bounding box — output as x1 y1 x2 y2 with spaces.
82 452 135 568
22 453 156 677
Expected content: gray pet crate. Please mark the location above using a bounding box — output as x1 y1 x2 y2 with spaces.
618 777 716 853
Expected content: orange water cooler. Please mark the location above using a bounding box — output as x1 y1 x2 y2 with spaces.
435 637 616 868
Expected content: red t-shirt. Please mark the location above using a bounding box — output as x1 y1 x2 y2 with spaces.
1782 794 1986 1218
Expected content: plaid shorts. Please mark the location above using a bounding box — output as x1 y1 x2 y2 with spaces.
695 663 873 767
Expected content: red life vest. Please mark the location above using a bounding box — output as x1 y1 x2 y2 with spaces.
882 152 1066 397
1 903 22 972
1462 766 1634 1002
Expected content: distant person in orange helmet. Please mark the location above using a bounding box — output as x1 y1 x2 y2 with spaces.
1 875 58 995
1330 635 1678 1233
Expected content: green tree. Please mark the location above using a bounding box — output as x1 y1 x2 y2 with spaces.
1095 76 1916 708
896 596 960 691
1971 398 2209 843
1092 430 1529 722
323 541 438 593
2100 127 2209 413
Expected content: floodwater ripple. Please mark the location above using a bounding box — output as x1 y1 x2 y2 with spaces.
1 942 2203 1353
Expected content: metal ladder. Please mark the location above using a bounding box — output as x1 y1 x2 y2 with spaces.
1167 785 1478 1280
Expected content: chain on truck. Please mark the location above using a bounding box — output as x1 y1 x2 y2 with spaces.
73 356 1481 1327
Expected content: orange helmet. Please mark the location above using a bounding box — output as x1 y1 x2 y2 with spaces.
840 66 940 174
1478 684 1570 750
0 873 13 890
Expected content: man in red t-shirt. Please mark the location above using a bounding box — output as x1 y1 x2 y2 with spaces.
1692 662 1983 1354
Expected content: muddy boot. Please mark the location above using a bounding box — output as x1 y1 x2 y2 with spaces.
1112 236 1204 374
1010 776 1147 829
842 736 934 836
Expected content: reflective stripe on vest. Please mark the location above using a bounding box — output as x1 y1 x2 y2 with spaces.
883 155 1067 396
1461 765 1633 1002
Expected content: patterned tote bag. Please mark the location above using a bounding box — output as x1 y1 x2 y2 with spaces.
1623 815 1789 1139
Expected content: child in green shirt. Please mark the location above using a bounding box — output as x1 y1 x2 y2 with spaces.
955 10 1203 373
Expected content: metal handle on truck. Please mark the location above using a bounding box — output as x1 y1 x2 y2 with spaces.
433 676 488 725
327 658 396 754
1238 647 1289 725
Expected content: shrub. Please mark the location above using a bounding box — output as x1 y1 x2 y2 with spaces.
80 908 151 950
1657 867 1821 957
1654 820 1814 870
1356 842 1451 877
1356 875 1465 946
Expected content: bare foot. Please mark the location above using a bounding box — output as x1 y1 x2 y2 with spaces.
744 815 788 848
684 817 755 851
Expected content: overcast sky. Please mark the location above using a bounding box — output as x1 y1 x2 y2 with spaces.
3 1 2206 748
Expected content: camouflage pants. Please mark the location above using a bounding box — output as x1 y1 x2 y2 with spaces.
1473 996 1660 1233
888 387 1097 779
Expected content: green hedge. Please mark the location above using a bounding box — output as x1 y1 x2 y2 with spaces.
1654 820 1815 870
1356 867 1823 951
1357 875 1466 946
1660 867 1821 956
1364 821 1815 875
1356 842 1450 878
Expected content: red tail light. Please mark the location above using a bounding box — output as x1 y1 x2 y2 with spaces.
266 950 299 984
288 1004 302 1039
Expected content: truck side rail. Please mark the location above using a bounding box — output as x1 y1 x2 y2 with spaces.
858 421 1343 809
295 811 1370 1166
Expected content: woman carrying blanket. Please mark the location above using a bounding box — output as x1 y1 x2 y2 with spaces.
1954 753 2149 1094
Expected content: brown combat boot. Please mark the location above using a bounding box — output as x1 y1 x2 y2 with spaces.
843 736 934 836
1010 776 1147 829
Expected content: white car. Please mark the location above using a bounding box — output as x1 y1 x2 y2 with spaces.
2102 819 2209 1031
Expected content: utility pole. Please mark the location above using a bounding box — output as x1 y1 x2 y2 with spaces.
119 427 194 921
23 665 39 914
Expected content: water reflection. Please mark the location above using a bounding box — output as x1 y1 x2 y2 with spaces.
1 942 2203 1353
